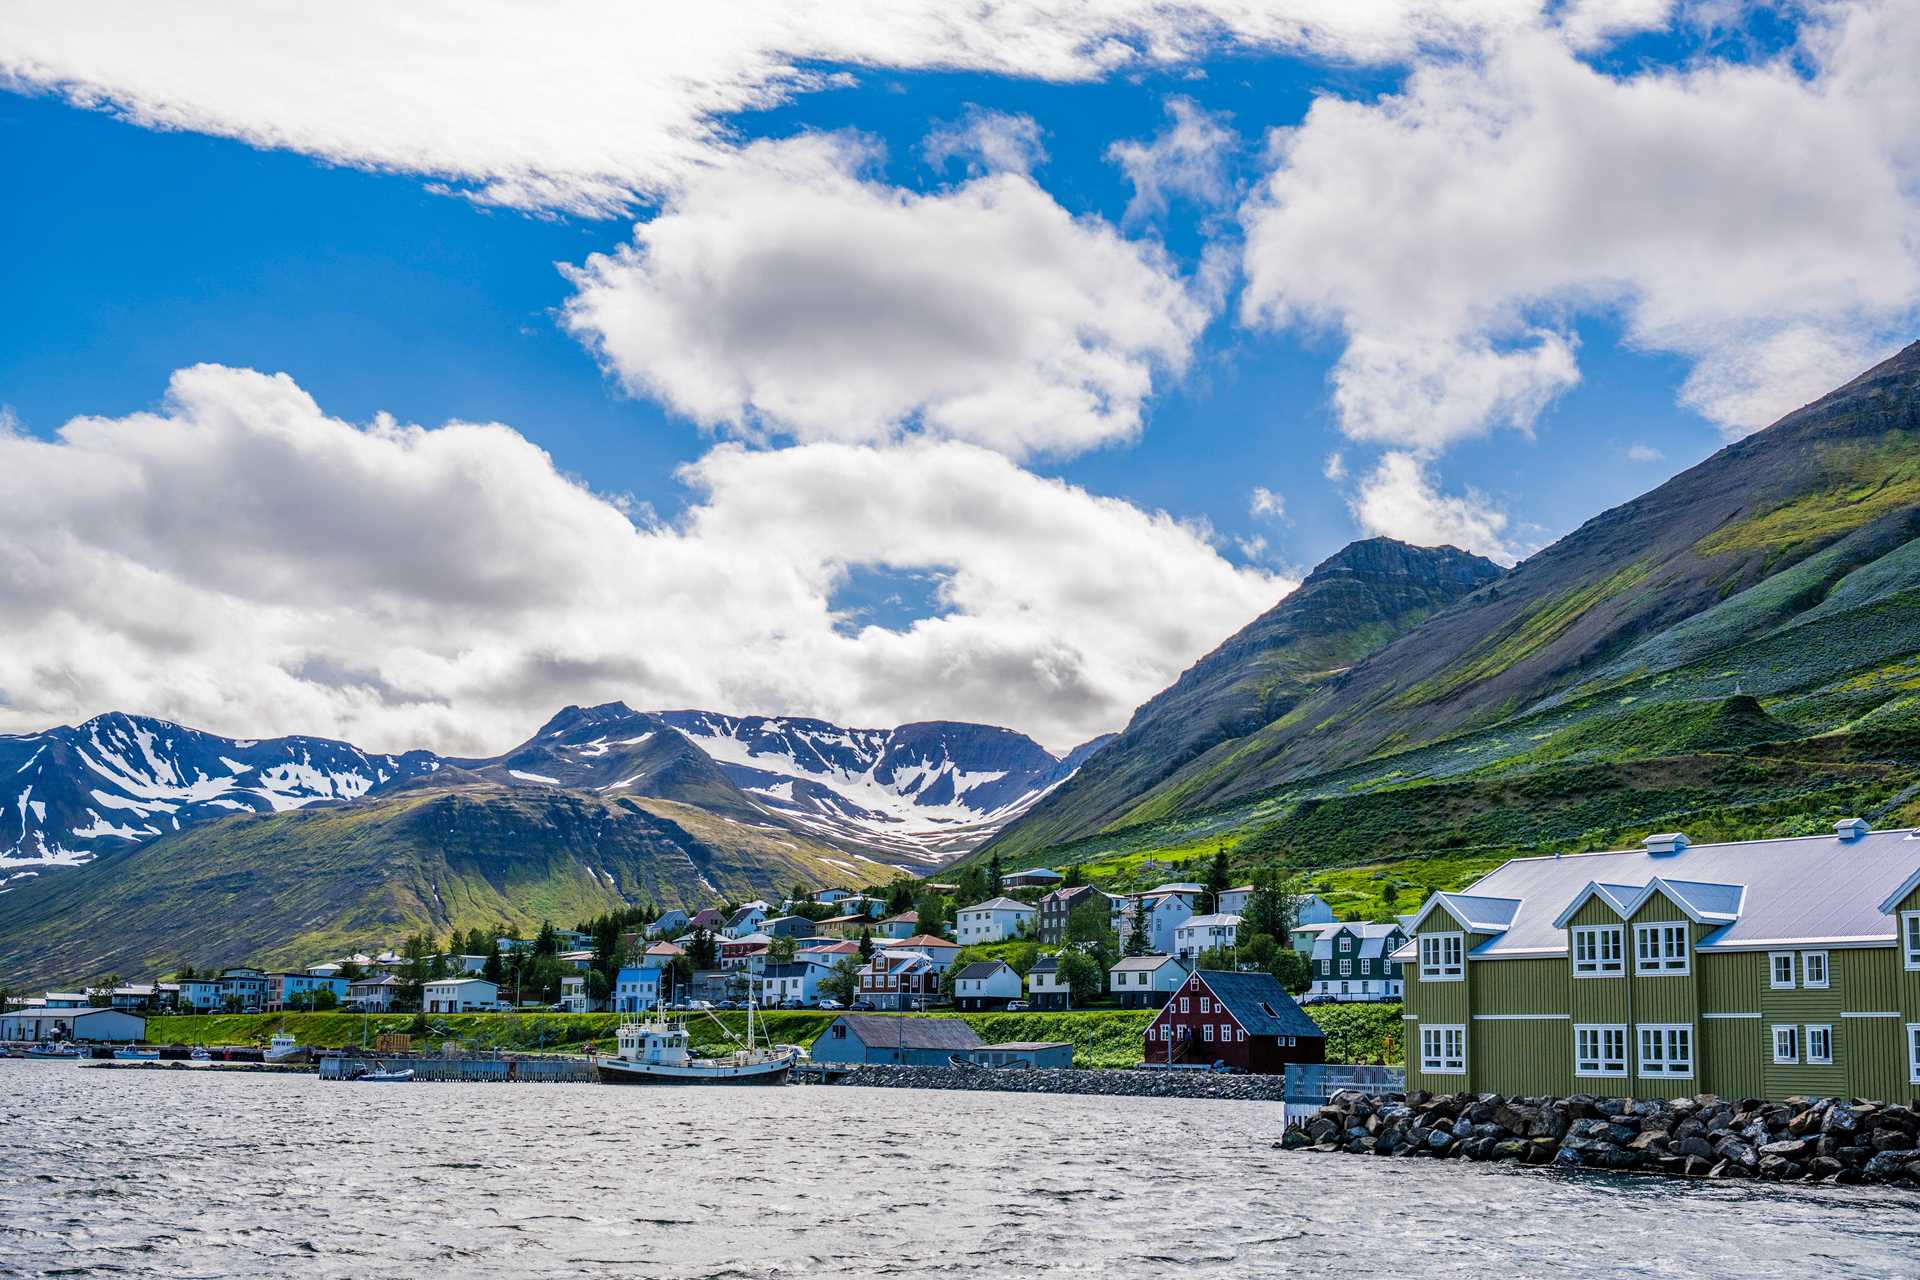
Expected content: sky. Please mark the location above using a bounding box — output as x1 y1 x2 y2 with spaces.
1 1 1916 757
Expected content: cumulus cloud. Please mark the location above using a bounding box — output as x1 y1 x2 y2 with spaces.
0 0 1545 215
1248 486 1287 520
1107 96 1240 224
0 366 1290 754
923 107 1048 177
1348 452 1519 564
1240 3 1920 444
1626 443 1663 462
560 132 1212 459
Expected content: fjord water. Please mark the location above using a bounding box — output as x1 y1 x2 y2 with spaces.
3 1063 1913 1278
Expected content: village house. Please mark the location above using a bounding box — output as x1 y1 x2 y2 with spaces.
1119 890 1197 954
815 914 873 938
1144 970 1326 1074
687 907 725 932
41 992 87 1009
795 939 861 966
760 958 836 1007
954 897 1037 944
813 888 856 906
267 971 349 1010
1027 955 1070 1010
758 914 820 939
1398 822 1920 1103
175 978 223 1011
647 909 691 939
422 976 500 1014
1172 913 1245 962
951 960 1022 1011
1002 867 1065 890
1308 921 1408 1002
1108 954 1186 1008
718 933 773 972
858 950 940 1011
961 1041 1074 1068
1036 884 1120 944
219 967 270 1012
559 949 596 972
724 905 769 938
873 911 919 940
109 983 174 1012
811 1013 982 1066
560 974 597 1013
611 965 663 1013
347 973 400 1012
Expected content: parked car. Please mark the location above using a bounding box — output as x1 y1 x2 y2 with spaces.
850 999 876 1011
818 999 844 1011
1006 1000 1029 1012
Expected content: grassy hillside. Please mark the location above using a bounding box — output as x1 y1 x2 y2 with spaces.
965 345 1920 905
0 781 897 988
142 1005 1404 1068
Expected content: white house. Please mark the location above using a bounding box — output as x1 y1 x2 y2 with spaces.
1027 955 1071 1010
647 909 690 939
560 974 600 1013
951 960 1023 1011
612 966 662 1014
813 888 856 906
1172 913 1244 962
0 1007 146 1043
725 905 769 938
175 978 223 1011
348 974 399 1012
954 897 1037 944
1107 955 1185 1008
1215 887 1334 921
423 977 499 1013
1002 867 1065 890
760 958 835 1007
1119 892 1196 955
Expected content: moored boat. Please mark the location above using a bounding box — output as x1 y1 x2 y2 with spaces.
113 1047 162 1061
356 1062 414 1083
189 1046 211 1063
594 1001 794 1086
24 1042 83 1060
265 1032 306 1063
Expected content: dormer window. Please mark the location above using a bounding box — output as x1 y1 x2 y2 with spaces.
1419 932 1464 981
1634 922 1690 975
1339 936 1352 953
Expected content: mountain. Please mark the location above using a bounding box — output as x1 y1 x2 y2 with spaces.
1 713 440 887
0 776 883 988
657 711 1110 862
977 341 1920 879
983 539 1502 857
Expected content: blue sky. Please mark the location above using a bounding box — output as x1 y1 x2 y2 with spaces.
0 2 1913 753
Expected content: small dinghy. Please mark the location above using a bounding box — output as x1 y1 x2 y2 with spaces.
189 1046 212 1063
356 1062 414 1082
113 1047 162 1061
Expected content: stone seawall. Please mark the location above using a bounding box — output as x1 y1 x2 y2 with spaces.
1286 1090 1920 1187
830 1065 1291 1102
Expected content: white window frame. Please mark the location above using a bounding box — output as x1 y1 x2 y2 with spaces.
1633 922 1690 975
1801 950 1829 990
1904 913 1920 971
1772 1024 1800 1065
1636 1023 1694 1078
1202 1023 1214 1042
1339 959 1352 977
1769 951 1795 990
1419 932 1465 982
1339 935 1353 954
1420 1024 1466 1075
1804 1024 1833 1066
1573 1024 1628 1077
1909 1024 1920 1085
1571 925 1625 977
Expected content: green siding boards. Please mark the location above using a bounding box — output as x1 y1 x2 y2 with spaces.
1569 897 1624 929
1697 951 1763 1010
1471 958 1565 1012
1475 1019 1569 1096
1701 1018 1764 1098
1845 1016 1909 1103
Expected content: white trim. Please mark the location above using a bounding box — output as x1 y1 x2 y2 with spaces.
1633 921 1690 976
1768 951 1796 990
1418 932 1465 982
1904 912 1920 972
1573 1023 1629 1078
1701 1011 1762 1020
1876 866 1920 916
1842 1011 1901 1018
1471 1012 1569 1021
1419 1023 1466 1075
1801 950 1829 989
1700 935 1895 949
1571 924 1626 978
1636 1023 1695 1079
1771 1024 1800 1065
1401 1014 1419 1022
1804 1024 1833 1066
1908 1024 1920 1086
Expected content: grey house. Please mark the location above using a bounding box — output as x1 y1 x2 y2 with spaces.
809 1014 983 1066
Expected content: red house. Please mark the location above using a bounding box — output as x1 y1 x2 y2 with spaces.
1143 970 1325 1074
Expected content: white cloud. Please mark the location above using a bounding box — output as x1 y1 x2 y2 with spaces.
0 366 1290 754
1241 3 1920 445
0 0 1546 216
1322 451 1346 481
1249 486 1287 520
1348 452 1519 564
1626 443 1663 462
1107 96 1239 224
923 108 1048 177
560 132 1212 459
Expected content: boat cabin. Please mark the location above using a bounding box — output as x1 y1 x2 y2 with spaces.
616 1022 691 1067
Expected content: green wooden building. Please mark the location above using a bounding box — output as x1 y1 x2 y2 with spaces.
1397 820 1920 1102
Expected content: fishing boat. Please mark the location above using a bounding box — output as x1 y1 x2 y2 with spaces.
189 1046 211 1063
24 1042 83 1060
113 1046 162 1061
264 1032 306 1063
594 999 794 1086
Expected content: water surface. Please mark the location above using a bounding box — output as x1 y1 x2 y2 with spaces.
2 1062 1915 1277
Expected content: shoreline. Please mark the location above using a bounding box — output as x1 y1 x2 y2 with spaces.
828 1064 1293 1101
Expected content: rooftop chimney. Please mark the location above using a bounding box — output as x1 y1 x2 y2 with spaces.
1835 817 1870 840
1643 832 1689 856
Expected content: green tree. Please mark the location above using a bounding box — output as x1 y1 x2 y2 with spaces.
916 890 947 937
396 934 433 1010
1205 844 1232 913
953 864 988 905
686 926 719 969
857 928 874 961
86 974 122 1007
0 986 12 1014
481 944 503 985
988 853 1004 896
821 955 861 1005
1057 950 1104 1004
1243 863 1303 944
768 934 797 964
1381 881 1401 909
534 921 559 957
1268 947 1311 995
1064 863 1085 888
1122 897 1153 957
789 882 812 906
310 987 339 1011
336 959 366 983
885 879 917 916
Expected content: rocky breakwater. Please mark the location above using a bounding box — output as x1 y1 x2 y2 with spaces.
1283 1090 1920 1187
834 1065 1291 1101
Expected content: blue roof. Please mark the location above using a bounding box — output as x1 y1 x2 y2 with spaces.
1197 970 1323 1040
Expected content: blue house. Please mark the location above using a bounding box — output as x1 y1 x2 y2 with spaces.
809 1014 982 1066
611 966 662 1014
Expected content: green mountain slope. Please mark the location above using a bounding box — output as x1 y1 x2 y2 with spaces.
987 538 1501 857
974 340 1920 883
0 779 892 988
